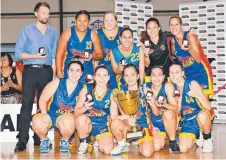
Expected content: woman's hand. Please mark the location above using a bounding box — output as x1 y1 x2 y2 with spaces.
84 101 94 110
127 116 136 126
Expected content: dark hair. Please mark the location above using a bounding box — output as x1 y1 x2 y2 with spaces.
150 65 166 82
120 27 133 37
75 10 90 20
143 17 163 41
68 56 84 72
169 63 184 72
92 65 110 94
1 52 13 67
122 64 140 87
169 16 182 26
34 2 50 12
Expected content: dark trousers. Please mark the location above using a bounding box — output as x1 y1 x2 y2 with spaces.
17 66 53 144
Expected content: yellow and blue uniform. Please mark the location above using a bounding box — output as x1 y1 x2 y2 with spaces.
97 27 123 89
62 27 94 81
173 31 213 95
47 79 84 128
119 84 153 144
84 84 113 139
178 79 214 140
112 43 140 89
146 82 168 137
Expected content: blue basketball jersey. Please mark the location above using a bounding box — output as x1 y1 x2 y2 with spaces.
174 31 207 78
146 83 168 117
97 27 123 89
62 27 94 79
112 43 140 88
47 79 84 115
180 79 202 119
85 84 112 124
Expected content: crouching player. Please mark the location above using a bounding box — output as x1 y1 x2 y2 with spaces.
74 65 116 154
110 64 154 157
169 63 214 153
32 57 84 153
146 66 180 153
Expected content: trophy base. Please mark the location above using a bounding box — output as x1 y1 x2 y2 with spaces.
126 130 143 139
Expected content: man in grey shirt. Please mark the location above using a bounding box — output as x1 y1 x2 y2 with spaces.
14 2 57 152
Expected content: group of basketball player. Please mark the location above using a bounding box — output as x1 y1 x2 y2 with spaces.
32 10 214 157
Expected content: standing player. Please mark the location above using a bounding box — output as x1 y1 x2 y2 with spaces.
110 28 145 89
169 16 213 97
56 10 103 81
97 12 123 89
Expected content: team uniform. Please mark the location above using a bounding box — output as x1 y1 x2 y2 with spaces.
178 79 214 140
146 82 169 137
112 43 140 89
44 79 84 128
62 27 94 81
118 85 153 144
144 32 173 82
97 27 123 89
173 31 213 95
84 84 113 139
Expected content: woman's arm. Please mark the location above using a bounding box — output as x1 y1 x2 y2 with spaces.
189 81 211 110
56 29 71 78
74 86 90 117
39 79 60 114
14 69 22 92
165 82 179 113
145 87 160 116
110 50 122 75
139 48 145 84
91 31 104 61
187 34 201 63
170 38 176 55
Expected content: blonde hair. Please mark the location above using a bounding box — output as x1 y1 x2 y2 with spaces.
103 12 118 22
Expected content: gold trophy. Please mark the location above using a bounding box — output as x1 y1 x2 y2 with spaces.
117 90 143 139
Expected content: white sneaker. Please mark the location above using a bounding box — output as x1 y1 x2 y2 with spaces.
77 142 89 154
110 144 129 156
93 141 99 150
196 131 204 147
203 138 213 153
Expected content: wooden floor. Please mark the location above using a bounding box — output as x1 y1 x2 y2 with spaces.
1 124 226 159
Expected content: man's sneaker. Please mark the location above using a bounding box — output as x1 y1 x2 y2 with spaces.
169 141 180 154
93 141 99 150
203 138 213 153
77 141 89 154
40 138 50 153
110 144 129 156
60 139 70 152
196 132 204 147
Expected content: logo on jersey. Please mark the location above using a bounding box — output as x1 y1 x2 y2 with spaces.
160 45 165 51
88 108 106 117
56 102 73 114
177 56 194 68
182 106 195 115
149 49 154 54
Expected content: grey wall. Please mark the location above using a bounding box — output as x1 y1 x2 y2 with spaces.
2 0 205 43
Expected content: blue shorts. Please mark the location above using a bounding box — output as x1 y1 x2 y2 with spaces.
180 114 200 140
91 122 112 140
186 71 213 95
150 114 166 133
47 111 62 129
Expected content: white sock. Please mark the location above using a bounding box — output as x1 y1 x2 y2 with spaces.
118 139 126 146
